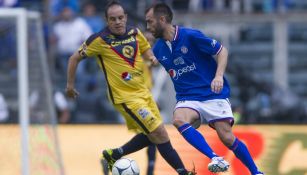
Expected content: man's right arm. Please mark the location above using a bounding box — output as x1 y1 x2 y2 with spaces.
66 51 82 99
142 48 158 66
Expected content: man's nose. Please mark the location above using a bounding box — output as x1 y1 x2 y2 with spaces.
115 18 121 24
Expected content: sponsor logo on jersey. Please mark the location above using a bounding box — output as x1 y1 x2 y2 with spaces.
121 72 132 81
127 29 135 35
79 43 88 57
161 56 168 61
138 108 150 119
173 57 185 65
211 39 217 48
181 46 188 54
168 63 196 80
110 36 136 47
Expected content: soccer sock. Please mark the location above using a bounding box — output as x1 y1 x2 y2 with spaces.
112 133 152 159
178 123 216 159
146 143 156 175
156 141 188 175
229 138 259 174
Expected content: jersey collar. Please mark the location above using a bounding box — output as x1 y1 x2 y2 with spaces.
103 26 137 39
173 25 179 41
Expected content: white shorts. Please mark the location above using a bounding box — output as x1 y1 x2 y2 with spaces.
174 99 234 129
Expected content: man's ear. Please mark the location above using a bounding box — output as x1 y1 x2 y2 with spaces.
159 15 166 23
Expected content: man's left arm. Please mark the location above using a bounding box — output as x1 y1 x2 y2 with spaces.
211 47 228 94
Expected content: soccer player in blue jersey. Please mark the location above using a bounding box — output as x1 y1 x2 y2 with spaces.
145 3 264 175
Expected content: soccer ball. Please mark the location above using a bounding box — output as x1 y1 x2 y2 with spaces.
112 157 140 175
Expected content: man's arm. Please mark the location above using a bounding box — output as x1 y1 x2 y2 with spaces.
211 47 228 94
142 48 158 66
66 51 82 99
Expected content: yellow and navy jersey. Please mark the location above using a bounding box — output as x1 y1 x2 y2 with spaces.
78 26 152 104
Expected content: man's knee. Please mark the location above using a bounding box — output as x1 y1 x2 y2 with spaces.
220 133 235 146
214 122 235 146
216 128 235 146
148 125 169 144
172 116 187 128
173 108 199 128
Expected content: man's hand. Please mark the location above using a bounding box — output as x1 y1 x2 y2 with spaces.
211 76 224 94
142 49 159 66
149 56 159 66
65 86 79 99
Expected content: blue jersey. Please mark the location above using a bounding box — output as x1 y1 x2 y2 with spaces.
153 26 230 101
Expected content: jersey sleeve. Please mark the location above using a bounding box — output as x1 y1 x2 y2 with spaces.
136 28 151 54
189 30 222 56
78 33 101 58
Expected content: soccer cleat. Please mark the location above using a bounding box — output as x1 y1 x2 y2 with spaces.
186 170 197 175
102 149 118 171
100 158 109 174
208 156 230 173
187 171 196 175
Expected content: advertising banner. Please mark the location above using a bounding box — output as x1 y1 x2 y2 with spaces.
0 125 306 175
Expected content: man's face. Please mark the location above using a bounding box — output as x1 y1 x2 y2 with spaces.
106 5 127 35
62 7 73 21
146 9 164 38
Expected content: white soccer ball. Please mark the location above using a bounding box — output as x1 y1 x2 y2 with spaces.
112 157 140 175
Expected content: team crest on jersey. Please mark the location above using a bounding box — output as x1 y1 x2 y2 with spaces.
122 45 135 59
181 46 188 54
138 108 150 119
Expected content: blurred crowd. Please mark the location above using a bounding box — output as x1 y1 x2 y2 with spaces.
0 0 307 124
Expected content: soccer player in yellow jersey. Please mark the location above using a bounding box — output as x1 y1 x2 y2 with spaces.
66 1 195 175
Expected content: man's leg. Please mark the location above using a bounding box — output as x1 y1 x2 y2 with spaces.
102 133 152 170
214 121 263 175
177 123 217 158
103 99 195 175
102 102 155 171
173 108 229 173
229 138 263 175
174 108 217 158
103 125 195 175
146 143 156 175
147 124 195 175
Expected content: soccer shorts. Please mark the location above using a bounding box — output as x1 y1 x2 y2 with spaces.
175 99 234 129
114 95 162 135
